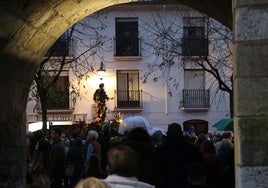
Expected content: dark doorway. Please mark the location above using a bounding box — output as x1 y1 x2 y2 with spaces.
183 119 208 135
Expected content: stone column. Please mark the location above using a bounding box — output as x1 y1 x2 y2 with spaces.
0 53 36 187
233 0 268 187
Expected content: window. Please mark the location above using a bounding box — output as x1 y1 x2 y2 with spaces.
182 17 208 56
46 32 73 57
184 69 205 90
115 18 140 56
47 71 71 110
116 70 142 108
182 69 210 109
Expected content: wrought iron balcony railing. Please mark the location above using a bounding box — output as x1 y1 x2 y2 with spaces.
36 92 75 112
182 89 210 109
114 90 143 109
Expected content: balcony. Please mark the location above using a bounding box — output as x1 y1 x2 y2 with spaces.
182 38 208 57
36 92 75 114
182 89 210 110
114 90 143 112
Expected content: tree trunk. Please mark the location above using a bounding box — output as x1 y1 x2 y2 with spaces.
39 88 49 131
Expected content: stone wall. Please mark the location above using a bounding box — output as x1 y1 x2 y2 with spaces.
233 0 268 187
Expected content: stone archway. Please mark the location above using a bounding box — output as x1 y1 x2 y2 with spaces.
0 1 133 186
0 0 267 187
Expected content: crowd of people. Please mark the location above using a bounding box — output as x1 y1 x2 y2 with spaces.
25 122 234 188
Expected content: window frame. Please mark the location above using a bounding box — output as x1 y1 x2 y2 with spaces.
115 17 140 57
115 70 142 109
46 71 71 110
182 17 208 57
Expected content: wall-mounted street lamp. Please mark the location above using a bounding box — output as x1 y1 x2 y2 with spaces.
97 61 106 80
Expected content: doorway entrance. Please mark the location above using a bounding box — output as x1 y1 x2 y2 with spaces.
183 119 208 135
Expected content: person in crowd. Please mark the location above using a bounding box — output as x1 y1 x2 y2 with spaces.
31 130 51 187
63 137 71 187
98 124 112 174
27 131 38 160
26 135 34 184
122 127 163 188
155 123 206 188
84 154 105 179
66 137 86 188
214 132 235 188
63 138 71 158
85 130 102 170
207 132 213 141
75 177 110 188
212 133 222 144
186 162 208 188
150 131 164 148
189 134 199 145
197 133 209 148
104 144 155 188
214 132 233 155
214 132 234 170
49 127 66 188
200 140 222 188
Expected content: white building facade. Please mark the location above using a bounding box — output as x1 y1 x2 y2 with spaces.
26 3 232 134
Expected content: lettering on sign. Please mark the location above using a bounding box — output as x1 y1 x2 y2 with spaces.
38 116 73 121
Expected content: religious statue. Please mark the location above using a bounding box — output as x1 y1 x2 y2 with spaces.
93 83 109 123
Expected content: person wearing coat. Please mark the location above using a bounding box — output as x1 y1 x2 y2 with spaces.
155 123 206 188
67 137 85 187
104 144 155 188
49 128 65 188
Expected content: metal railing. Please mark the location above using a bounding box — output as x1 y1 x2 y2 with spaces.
36 92 75 111
182 89 210 109
114 90 143 108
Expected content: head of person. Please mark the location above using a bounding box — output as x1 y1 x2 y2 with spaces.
106 144 138 177
197 133 209 146
189 134 198 145
63 138 70 147
50 127 62 141
127 127 151 143
99 83 104 89
72 137 83 147
201 139 216 154
75 177 110 188
87 130 98 142
221 131 233 140
167 123 182 136
151 131 164 145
